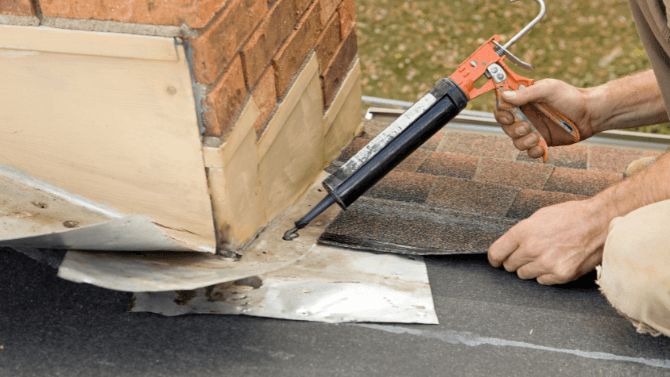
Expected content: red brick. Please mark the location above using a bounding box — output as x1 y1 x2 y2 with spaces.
543 167 622 197
315 11 341 74
39 0 225 28
201 56 247 136
319 0 338 25
240 0 296 87
272 0 322 97
294 0 312 18
588 146 644 174
437 131 519 160
190 0 267 85
337 0 355 38
321 24 357 107
0 0 34 16
253 66 277 133
417 151 479 179
474 158 554 190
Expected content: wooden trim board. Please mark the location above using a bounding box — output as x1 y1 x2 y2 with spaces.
0 30 216 252
0 24 179 61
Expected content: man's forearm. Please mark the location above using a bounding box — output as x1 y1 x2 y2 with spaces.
586 70 669 133
589 150 670 224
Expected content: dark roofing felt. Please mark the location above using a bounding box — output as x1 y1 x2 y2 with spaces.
319 119 661 255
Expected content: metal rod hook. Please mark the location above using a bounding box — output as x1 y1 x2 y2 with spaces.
502 0 546 51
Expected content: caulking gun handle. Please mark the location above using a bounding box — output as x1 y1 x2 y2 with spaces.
530 102 580 143
494 88 548 163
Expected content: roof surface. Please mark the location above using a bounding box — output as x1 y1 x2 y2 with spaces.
319 119 662 254
3 119 670 376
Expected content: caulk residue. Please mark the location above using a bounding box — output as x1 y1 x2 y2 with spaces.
356 324 670 369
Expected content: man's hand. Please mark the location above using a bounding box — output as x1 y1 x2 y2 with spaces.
488 71 670 285
493 79 597 160
488 198 610 285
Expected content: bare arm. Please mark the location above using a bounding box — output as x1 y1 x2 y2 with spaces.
488 69 670 285
587 69 668 133
495 69 669 159
488 151 670 285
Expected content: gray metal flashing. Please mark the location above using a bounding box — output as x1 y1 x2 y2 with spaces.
0 164 124 219
0 163 204 252
130 173 438 323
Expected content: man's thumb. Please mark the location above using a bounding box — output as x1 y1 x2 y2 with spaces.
501 89 528 105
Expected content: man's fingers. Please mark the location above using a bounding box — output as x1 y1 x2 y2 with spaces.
500 120 530 140
526 145 547 159
536 261 580 285
537 273 572 286
516 262 544 280
488 229 520 268
513 133 539 151
493 109 514 125
502 251 534 272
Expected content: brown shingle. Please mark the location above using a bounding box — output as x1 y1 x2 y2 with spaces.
437 131 519 160
544 167 622 197
394 149 430 173
474 158 553 190
335 137 370 163
319 198 517 255
365 171 436 204
420 131 445 151
588 146 644 174
644 150 666 158
506 189 588 219
417 151 479 179
517 144 588 170
361 119 387 139
426 176 520 217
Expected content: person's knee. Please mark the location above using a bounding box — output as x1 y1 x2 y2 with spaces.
599 207 670 337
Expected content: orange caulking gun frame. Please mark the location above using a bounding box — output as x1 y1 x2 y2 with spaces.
283 0 578 240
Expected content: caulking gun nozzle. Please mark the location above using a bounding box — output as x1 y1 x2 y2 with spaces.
282 227 300 241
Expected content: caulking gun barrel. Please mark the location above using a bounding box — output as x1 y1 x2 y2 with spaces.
283 79 467 241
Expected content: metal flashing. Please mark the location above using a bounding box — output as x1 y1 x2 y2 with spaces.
364 104 670 151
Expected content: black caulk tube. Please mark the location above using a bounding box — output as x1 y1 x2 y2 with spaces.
283 78 468 240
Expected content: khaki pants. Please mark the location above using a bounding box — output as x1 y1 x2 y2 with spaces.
598 199 670 337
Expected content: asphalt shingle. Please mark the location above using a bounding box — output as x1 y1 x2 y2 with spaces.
364 171 435 204
437 131 519 160
319 197 517 255
426 176 520 217
319 119 659 255
589 146 644 174
544 167 622 197
517 144 588 169
506 189 589 219
416 151 479 179
474 158 554 190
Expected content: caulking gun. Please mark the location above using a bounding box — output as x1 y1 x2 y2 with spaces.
283 0 579 241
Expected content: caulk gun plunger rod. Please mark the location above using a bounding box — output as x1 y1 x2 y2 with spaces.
502 0 545 51
282 195 336 240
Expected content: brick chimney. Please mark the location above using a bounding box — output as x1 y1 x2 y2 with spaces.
0 0 362 253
